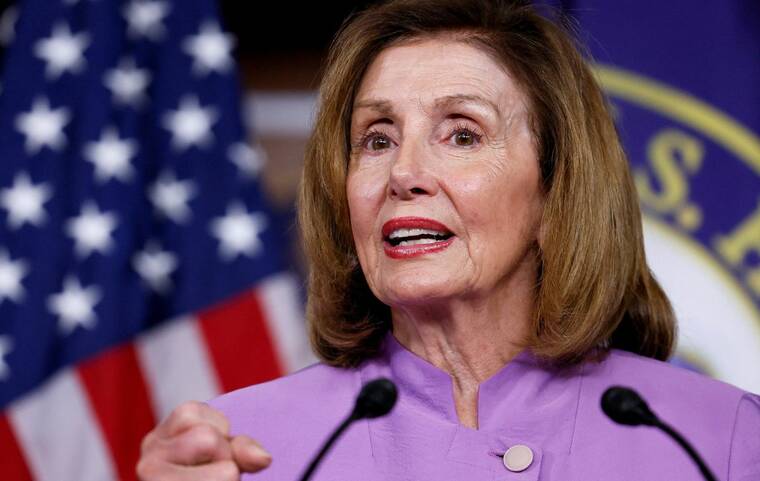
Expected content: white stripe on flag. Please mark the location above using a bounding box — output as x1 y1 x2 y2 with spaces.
137 316 222 420
8 369 117 481
258 273 316 372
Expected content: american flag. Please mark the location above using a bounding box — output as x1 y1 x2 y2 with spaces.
0 1 312 479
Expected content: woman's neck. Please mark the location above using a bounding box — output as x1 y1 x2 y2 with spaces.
391 294 532 429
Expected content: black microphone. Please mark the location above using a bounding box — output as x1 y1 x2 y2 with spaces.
298 378 398 481
601 386 718 481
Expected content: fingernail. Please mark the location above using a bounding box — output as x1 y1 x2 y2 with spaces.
250 443 271 459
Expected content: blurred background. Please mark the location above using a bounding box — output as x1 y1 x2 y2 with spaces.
0 0 758 479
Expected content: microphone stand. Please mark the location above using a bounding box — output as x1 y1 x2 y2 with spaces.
601 386 718 481
298 378 397 481
653 419 717 481
298 413 356 481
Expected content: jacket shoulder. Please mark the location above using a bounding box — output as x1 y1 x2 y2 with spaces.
572 349 749 478
208 362 360 437
585 349 747 403
206 364 367 480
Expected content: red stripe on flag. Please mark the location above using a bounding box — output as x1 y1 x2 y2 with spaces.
0 414 33 481
199 289 283 392
78 343 156 481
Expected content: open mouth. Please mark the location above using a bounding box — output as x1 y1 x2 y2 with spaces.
385 228 454 247
380 217 456 259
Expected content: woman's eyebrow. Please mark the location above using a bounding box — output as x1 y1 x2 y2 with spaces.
353 98 395 116
353 94 500 118
434 94 500 116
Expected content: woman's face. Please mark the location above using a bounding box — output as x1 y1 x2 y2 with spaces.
347 38 544 309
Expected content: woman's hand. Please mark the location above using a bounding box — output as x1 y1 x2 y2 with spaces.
137 401 272 480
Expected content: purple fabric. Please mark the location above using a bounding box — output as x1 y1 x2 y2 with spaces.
210 334 760 480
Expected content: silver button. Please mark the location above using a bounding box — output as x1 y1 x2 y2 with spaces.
503 444 534 472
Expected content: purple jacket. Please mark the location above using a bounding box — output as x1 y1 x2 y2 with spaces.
210 334 760 480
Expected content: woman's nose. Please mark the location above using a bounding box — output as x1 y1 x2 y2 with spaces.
387 140 438 200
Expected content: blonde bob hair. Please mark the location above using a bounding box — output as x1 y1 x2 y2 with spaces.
299 0 675 367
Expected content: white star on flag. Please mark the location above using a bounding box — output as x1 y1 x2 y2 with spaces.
162 95 218 151
0 336 12 380
148 171 197 223
65 202 119 258
228 141 265 179
133 241 178 293
0 172 53 229
0 250 28 304
47 276 101 334
123 0 170 41
84 127 137 183
15 97 71 154
34 23 90 79
183 21 235 75
210 202 268 260
104 58 151 107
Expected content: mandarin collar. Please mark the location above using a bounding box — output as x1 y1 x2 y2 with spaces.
377 331 583 451
382 332 556 429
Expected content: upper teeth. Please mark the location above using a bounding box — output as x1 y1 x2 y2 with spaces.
388 228 447 239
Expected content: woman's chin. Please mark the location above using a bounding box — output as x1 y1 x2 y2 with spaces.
377 280 461 307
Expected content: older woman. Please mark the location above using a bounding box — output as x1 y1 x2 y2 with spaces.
137 1 760 480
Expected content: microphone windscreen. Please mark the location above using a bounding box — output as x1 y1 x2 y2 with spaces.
601 386 657 426
352 378 398 420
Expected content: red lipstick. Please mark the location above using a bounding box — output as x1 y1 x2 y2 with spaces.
381 217 455 259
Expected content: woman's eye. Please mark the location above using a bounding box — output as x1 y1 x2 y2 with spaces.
450 127 481 147
454 130 475 146
365 133 391 151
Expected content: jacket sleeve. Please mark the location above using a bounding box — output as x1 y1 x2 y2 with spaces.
728 393 760 481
